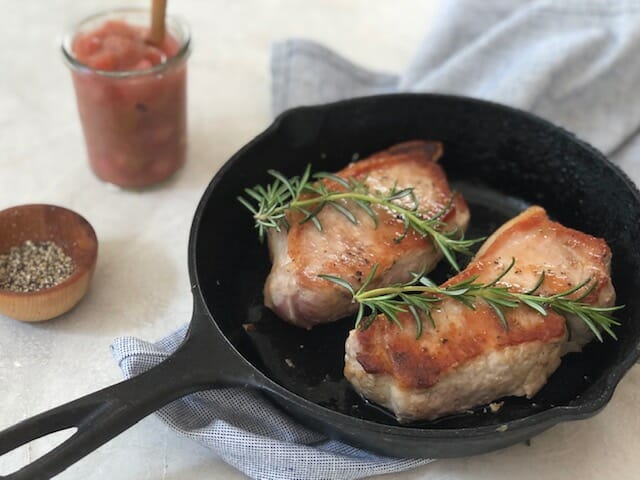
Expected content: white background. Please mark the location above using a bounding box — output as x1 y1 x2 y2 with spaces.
0 1 638 478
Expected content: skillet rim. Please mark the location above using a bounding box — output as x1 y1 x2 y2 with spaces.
188 93 640 439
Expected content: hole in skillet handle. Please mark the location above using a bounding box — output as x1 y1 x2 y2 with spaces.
0 429 77 477
0 297 262 480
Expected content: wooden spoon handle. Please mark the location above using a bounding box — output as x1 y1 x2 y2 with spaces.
149 0 167 45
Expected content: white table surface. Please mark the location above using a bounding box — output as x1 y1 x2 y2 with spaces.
1 1 638 479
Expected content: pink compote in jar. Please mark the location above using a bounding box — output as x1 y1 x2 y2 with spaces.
62 9 190 188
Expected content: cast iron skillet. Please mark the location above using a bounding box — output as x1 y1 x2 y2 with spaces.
1 94 639 480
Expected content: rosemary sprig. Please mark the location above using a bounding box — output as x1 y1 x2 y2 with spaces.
320 258 622 341
239 165 483 271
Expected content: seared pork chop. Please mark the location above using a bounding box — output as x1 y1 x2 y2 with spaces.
344 206 615 421
264 141 470 329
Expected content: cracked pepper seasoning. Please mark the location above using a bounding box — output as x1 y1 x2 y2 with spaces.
0 241 75 292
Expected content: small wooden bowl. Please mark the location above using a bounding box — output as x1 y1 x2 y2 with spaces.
0 204 98 322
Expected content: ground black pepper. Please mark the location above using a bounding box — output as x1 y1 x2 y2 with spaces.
0 240 75 292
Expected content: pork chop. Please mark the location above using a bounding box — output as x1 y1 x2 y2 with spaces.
264 141 470 329
344 206 615 421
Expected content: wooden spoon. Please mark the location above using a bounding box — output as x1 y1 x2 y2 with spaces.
0 204 98 322
148 0 168 46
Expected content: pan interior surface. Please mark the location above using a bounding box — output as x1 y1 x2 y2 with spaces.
193 95 640 431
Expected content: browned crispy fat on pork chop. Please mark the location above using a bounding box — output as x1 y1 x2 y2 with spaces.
264 141 470 329
344 206 615 421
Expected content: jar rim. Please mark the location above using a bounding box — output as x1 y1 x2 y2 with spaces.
61 7 191 78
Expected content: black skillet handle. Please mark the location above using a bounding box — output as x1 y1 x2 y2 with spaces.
0 305 257 480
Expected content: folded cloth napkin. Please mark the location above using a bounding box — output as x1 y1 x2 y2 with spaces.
112 1 640 479
271 0 640 171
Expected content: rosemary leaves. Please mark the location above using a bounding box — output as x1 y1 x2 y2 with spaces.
0 241 75 293
320 259 622 341
239 165 483 271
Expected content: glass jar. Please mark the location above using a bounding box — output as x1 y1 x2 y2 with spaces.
62 9 191 189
